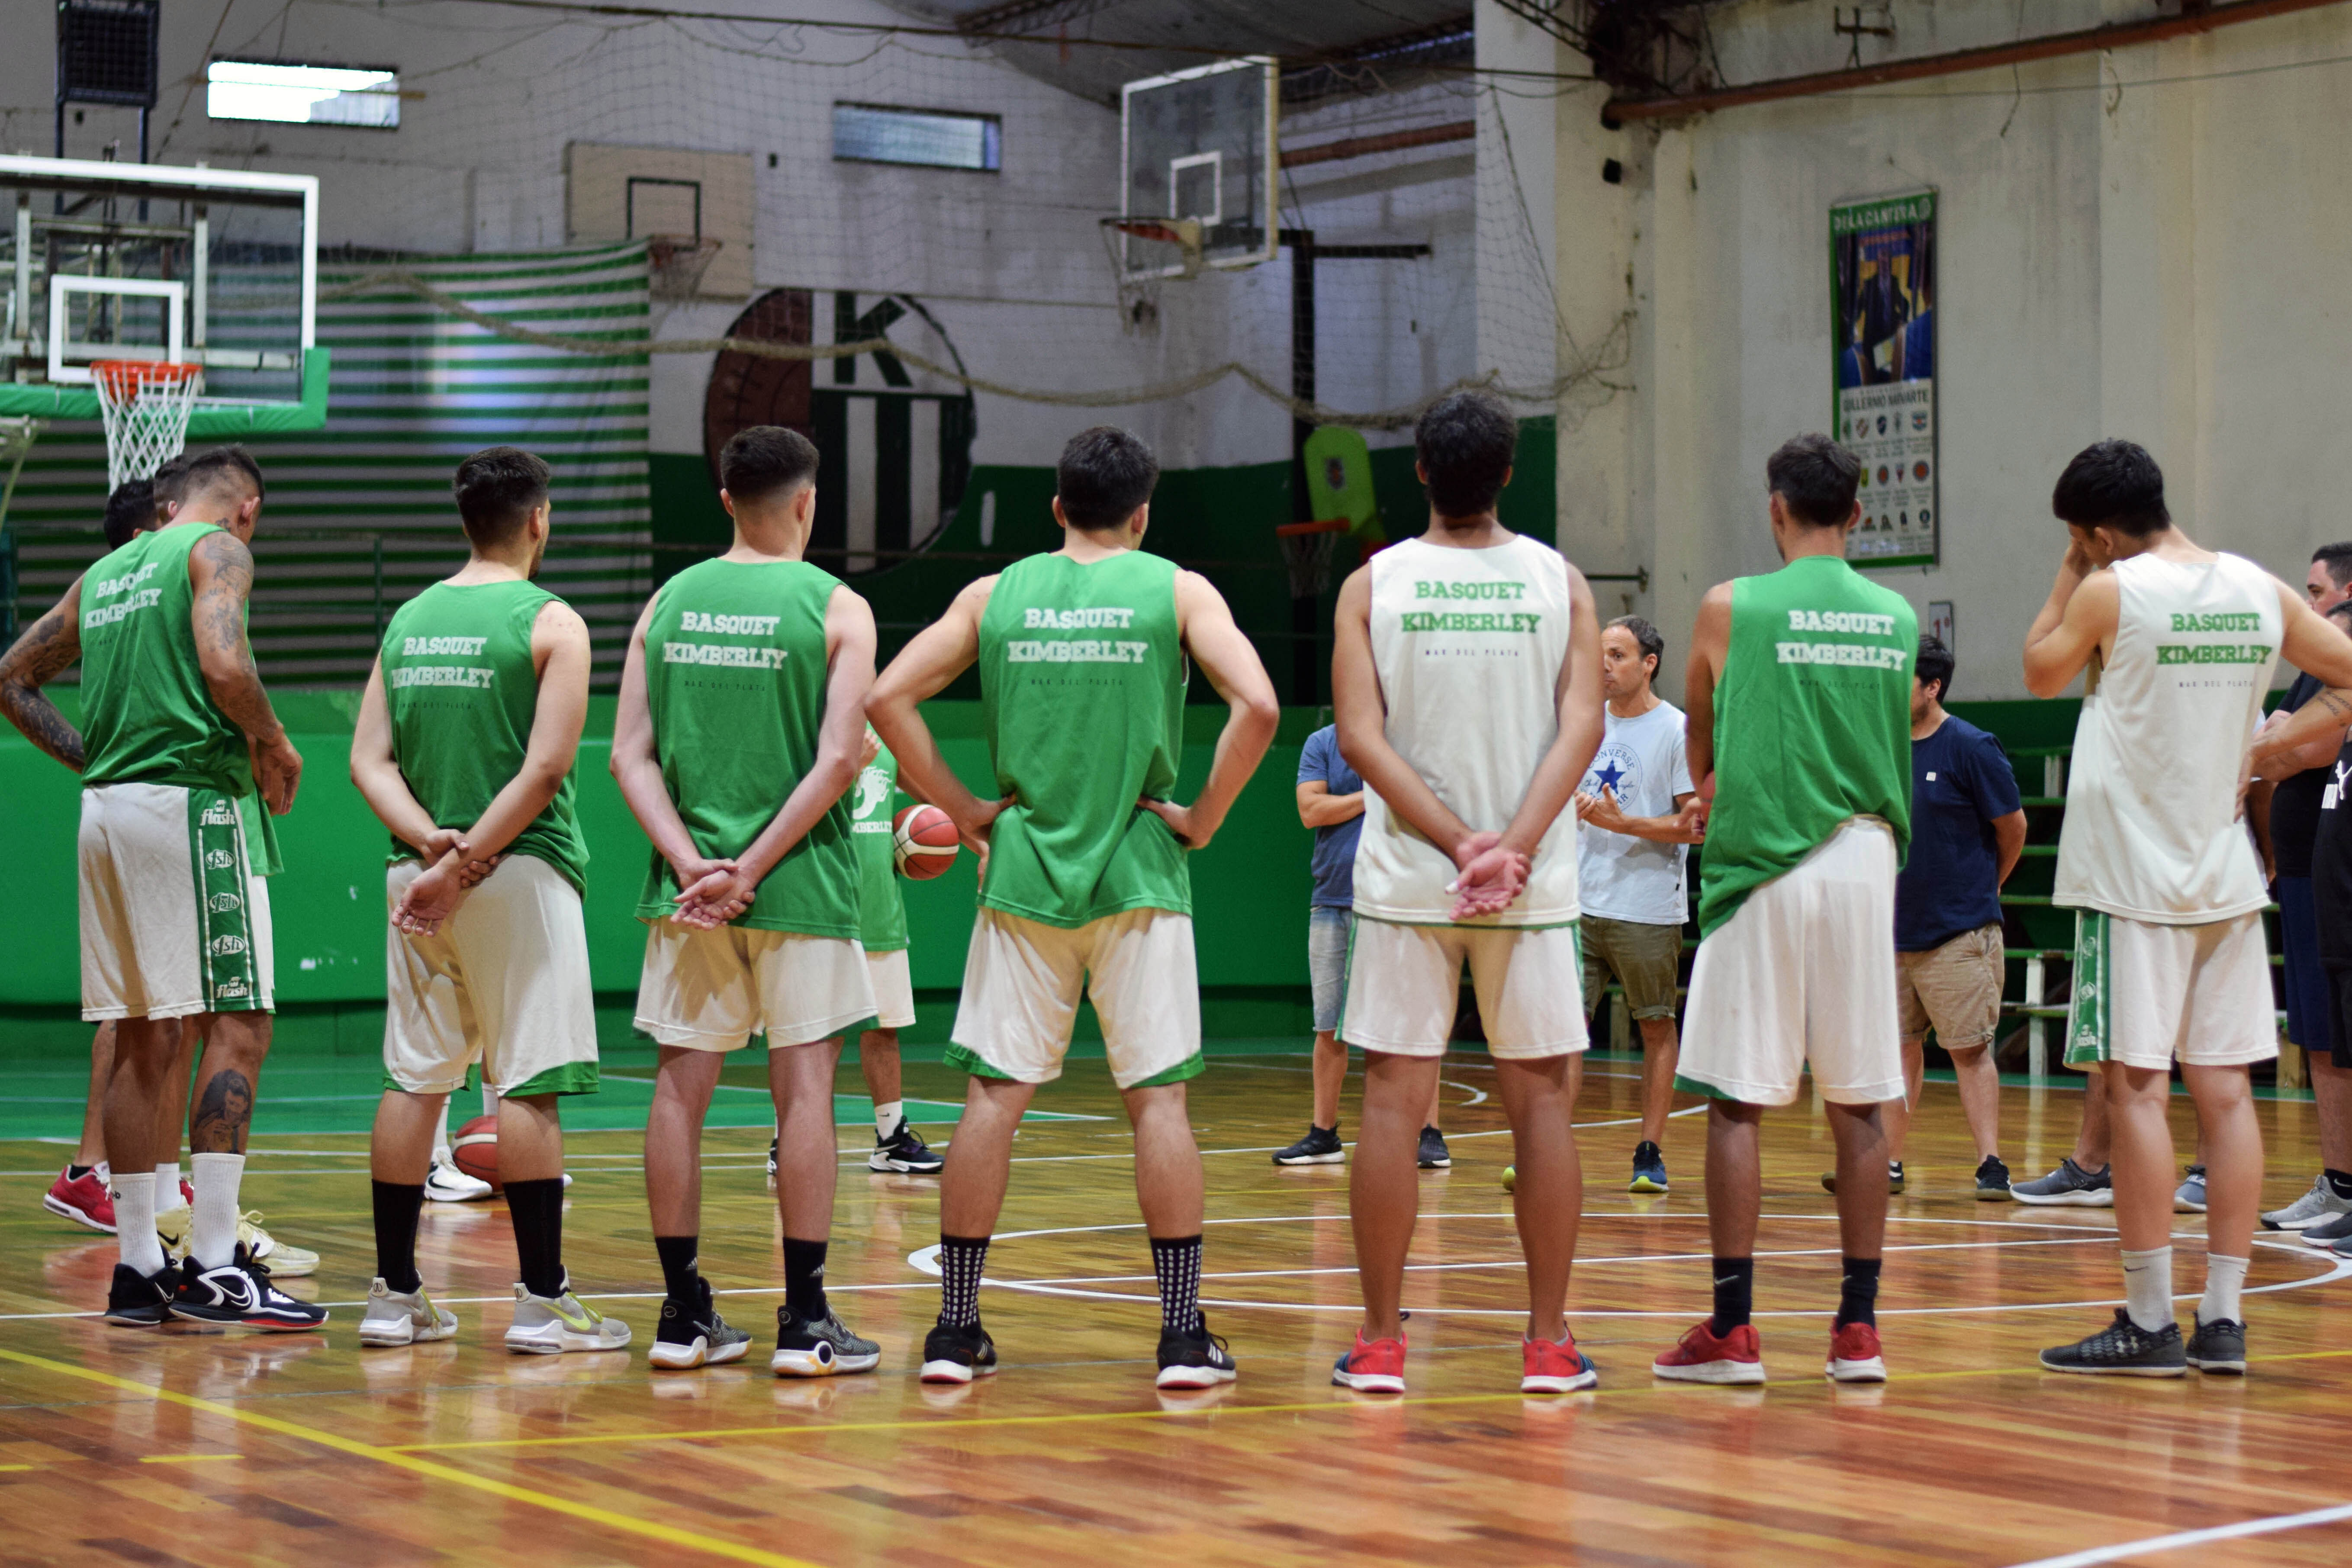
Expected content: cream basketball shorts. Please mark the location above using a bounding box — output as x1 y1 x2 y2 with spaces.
80 781 273 1021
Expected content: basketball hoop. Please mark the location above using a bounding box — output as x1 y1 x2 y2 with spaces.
1276 517 1348 600
647 235 723 302
91 360 204 489
1100 216 1203 282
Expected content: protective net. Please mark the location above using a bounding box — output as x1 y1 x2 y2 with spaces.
91 361 203 489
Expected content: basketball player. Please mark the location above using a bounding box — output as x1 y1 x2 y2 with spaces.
1327 389 1605 1396
612 426 881 1375
348 447 624 1355
846 726 945 1174
0 447 322 1330
2030 440 2352 1375
868 425 1279 1389
1654 434 1913 1386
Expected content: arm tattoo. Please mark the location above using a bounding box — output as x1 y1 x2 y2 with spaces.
190 1067 255 1154
2320 691 2352 719
190 533 285 741
0 597 87 771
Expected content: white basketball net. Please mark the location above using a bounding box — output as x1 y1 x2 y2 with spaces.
93 362 204 489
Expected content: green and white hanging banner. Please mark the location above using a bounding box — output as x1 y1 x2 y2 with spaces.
1831 190 1937 568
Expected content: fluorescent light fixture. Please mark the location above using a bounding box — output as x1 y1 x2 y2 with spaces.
833 104 1000 172
206 59 400 129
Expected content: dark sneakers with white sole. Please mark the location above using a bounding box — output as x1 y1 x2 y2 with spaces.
1155 1314 1239 1389
773 1305 880 1377
919 1320 999 1384
103 1261 179 1327
169 1246 327 1331
649 1279 752 1369
2040 1309 2185 1376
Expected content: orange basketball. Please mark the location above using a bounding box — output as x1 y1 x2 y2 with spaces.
892 803 960 880
451 1113 502 1194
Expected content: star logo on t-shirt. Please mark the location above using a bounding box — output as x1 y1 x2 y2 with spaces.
1592 760 1628 794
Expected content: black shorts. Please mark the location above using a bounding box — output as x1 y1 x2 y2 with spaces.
2319 963 2352 1070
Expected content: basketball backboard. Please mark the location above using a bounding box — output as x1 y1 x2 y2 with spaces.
0 154 328 435
1117 57 1278 281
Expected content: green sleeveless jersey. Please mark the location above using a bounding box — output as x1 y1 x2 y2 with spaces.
379 579 589 895
851 740 908 952
634 557 859 938
78 523 251 794
1697 554 1915 937
978 550 1188 927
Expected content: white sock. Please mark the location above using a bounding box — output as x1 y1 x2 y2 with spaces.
113 1172 166 1276
874 1100 904 1139
2121 1245 2174 1333
94 1160 111 1182
431 1127 452 1164
190 1152 245 1270
482 1082 499 1117
153 1161 186 1214
2200 1252 2249 1326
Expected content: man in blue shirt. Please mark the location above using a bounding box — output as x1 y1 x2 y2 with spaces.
1274 724 1445 1169
1828 637 2024 1198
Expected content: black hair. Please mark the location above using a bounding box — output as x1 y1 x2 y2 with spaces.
719 425 820 502
2051 439 2170 537
178 446 266 506
1765 433 1861 528
1056 426 1158 530
2330 599 2352 630
453 446 553 549
149 454 191 512
1413 390 1516 518
2314 541 2352 590
1916 634 1955 701
102 477 155 550
1606 613 1664 677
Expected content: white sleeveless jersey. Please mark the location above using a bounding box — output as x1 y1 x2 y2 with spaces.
1351 534 1577 926
2054 551 2279 924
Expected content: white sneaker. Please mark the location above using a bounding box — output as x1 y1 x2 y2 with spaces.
359 1278 459 1346
505 1281 631 1355
425 1159 494 1203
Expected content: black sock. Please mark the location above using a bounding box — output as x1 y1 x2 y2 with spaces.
1150 1234 1204 1336
1837 1256 1882 1330
68 1163 94 1181
783 1236 829 1321
2326 1169 2352 1201
1709 1257 1754 1336
371 1180 425 1294
505 1177 566 1298
937 1233 990 1329
654 1234 700 1304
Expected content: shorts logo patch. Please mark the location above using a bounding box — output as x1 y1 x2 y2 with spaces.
209 934 248 956
199 802 238 827
208 892 243 913
204 848 237 870
187 790 262 1014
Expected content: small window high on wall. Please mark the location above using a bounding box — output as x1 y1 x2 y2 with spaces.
207 59 401 129
832 104 1000 172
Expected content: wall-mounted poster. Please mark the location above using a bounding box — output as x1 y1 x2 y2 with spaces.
1831 189 1936 567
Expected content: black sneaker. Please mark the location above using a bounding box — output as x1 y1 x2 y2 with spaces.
1629 1141 1668 1194
647 1278 751 1370
919 1319 999 1384
169 1244 327 1331
2040 1308 2186 1376
766 1136 778 1179
1273 1125 1345 1166
1975 1155 2012 1201
1821 1161 1904 1195
1155 1311 1239 1389
869 1121 944 1174
2185 1317 2247 1375
1417 1126 1452 1170
2011 1157 2114 1207
103 1260 179 1327
772 1304 879 1377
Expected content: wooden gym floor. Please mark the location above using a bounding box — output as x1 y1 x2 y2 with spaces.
2 1048 2349 1568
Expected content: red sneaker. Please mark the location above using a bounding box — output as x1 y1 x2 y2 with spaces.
1332 1329 1407 1393
180 1178 195 1208
1521 1331 1599 1394
42 1166 116 1233
1826 1320 1886 1382
1652 1319 1766 1384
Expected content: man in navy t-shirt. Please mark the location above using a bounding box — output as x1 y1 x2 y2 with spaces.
1830 637 2024 1199
1273 724 1445 1169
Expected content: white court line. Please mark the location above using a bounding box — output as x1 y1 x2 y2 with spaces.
2005 1502 2352 1567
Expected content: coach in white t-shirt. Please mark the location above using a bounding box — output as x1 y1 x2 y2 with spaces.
1575 615 1702 1195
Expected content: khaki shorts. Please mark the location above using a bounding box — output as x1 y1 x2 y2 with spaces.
635 922 875 1051
1897 922 2004 1049
948 908 1202 1089
80 782 273 1021
1339 917 1589 1060
1580 915 1683 1021
385 855 598 1096
2064 909 2278 1071
866 945 917 1030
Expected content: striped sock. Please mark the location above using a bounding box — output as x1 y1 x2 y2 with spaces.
1150 1234 1203 1336
937 1234 989 1329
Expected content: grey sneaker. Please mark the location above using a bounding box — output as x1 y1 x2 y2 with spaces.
358 1278 458 1347
2011 1157 2115 1207
772 1304 880 1377
2174 1165 2208 1214
2301 1207 2352 1248
2040 1308 2185 1376
648 1278 752 1369
2185 1317 2247 1375
2263 1172 2352 1231
505 1281 631 1355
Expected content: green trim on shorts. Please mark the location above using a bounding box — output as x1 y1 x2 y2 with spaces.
502 1060 602 1098
2064 910 2111 1068
1332 911 1359 1043
1672 1072 1741 1101
1126 1052 1206 1089
943 1043 1018 1081
187 788 265 1013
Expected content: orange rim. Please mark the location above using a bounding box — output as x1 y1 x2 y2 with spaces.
90 360 203 399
